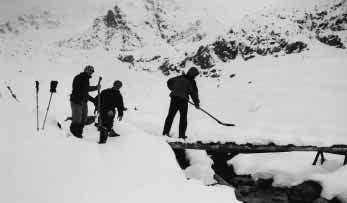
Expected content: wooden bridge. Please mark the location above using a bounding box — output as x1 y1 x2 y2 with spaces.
167 142 347 165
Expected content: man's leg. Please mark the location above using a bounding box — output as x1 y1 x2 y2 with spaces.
76 102 88 138
98 110 115 143
98 111 108 144
163 98 179 136
81 102 88 125
70 101 83 138
178 100 188 139
106 112 119 137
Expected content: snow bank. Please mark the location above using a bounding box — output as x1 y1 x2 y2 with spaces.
0 94 240 203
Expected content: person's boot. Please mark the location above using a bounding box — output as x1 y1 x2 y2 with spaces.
76 123 84 138
179 136 187 140
108 128 120 137
98 126 108 144
70 123 82 138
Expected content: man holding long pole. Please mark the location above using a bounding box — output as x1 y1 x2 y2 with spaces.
162 67 200 139
69 65 99 138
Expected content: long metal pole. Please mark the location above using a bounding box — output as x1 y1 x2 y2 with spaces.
42 93 53 130
35 81 39 131
97 77 102 129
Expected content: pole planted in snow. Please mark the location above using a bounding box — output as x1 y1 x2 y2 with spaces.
35 81 39 131
42 81 58 130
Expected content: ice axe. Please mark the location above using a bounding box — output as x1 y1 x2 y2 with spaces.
188 100 235 127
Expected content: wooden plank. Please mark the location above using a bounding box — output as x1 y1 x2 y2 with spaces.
168 142 347 155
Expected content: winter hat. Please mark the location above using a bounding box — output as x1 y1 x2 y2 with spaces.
113 80 123 89
84 65 95 73
186 67 200 78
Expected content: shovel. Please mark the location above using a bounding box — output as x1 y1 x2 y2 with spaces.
188 100 235 127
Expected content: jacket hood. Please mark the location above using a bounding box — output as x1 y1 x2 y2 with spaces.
186 67 199 78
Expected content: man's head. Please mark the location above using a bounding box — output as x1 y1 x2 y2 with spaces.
112 80 123 90
186 67 200 79
84 65 95 76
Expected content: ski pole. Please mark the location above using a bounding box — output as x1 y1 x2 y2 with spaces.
35 81 39 131
187 100 235 127
42 81 58 130
96 77 102 130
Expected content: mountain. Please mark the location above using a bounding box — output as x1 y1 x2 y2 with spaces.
49 0 347 76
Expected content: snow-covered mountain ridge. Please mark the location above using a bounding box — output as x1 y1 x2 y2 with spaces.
51 0 347 76
1 0 346 77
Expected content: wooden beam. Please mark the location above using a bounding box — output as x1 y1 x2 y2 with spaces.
168 142 347 155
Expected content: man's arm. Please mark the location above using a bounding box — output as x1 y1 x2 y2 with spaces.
88 85 98 92
116 94 125 120
190 81 200 108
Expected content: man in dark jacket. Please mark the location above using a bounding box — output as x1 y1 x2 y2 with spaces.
95 80 125 144
69 65 99 138
163 67 200 139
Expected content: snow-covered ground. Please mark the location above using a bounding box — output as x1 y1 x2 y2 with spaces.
1 0 347 202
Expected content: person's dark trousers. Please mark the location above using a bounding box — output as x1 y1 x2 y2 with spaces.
163 96 188 139
70 101 88 138
98 110 115 144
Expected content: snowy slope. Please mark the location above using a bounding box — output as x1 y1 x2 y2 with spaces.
0 94 239 203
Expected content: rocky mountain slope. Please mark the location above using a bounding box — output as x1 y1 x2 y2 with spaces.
1 0 346 77
49 0 347 77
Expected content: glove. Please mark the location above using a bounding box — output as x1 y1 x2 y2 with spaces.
107 110 114 117
117 115 123 121
195 103 200 109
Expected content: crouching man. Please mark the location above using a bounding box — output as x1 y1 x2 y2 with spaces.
94 80 125 144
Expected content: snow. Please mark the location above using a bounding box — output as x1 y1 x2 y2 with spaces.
1 0 347 202
0 97 239 203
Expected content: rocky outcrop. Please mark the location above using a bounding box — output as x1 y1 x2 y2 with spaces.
295 0 347 49
317 34 345 48
55 0 346 78
0 11 60 35
57 6 143 51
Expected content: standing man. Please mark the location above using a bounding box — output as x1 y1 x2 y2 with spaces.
95 80 125 144
70 65 99 138
162 67 200 139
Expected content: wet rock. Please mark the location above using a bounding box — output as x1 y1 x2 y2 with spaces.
118 55 134 64
235 186 289 203
230 175 255 186
207 151 238 182
285 41 308 54
238 43 255 60
172 149 190 169
192 45 216 69
256 178 274 188
212 39 238 62
330 13 347 31
288 180 322 203
317 34 345 49
158 61 171 75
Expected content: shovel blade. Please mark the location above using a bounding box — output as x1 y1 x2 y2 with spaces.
223 123 236 127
